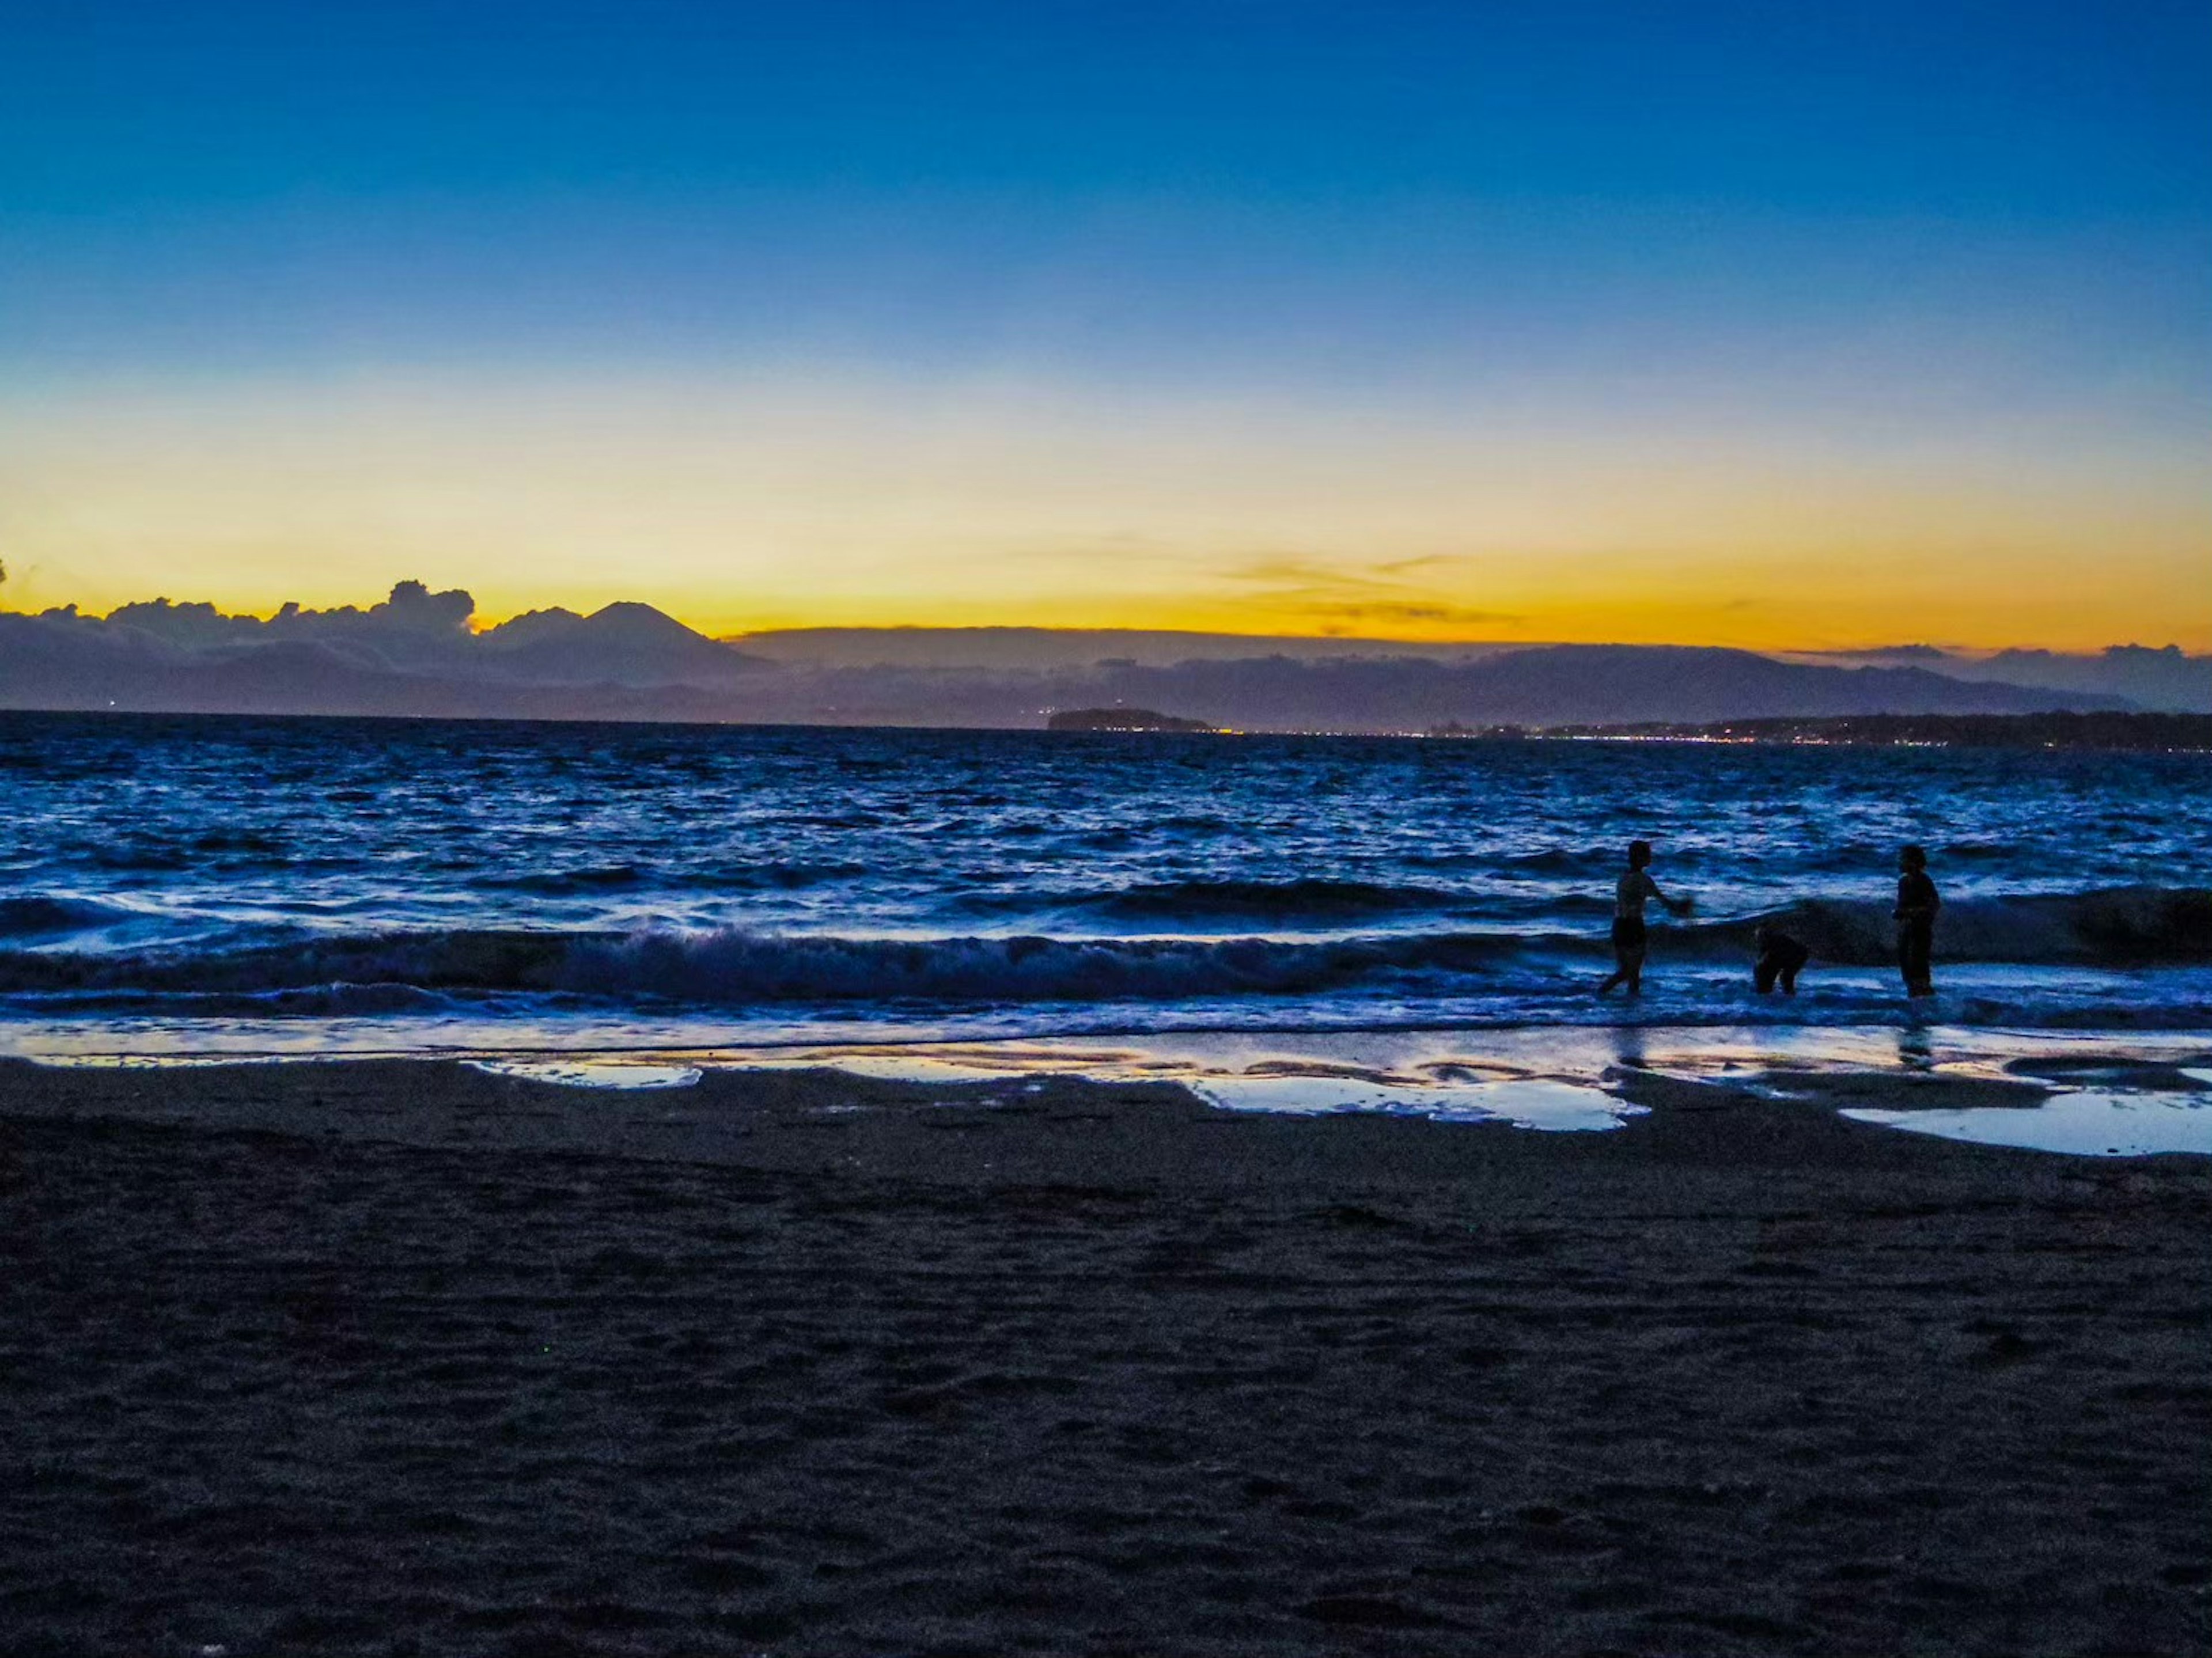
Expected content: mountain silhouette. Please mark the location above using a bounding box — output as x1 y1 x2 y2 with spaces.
0 584 2158 729
480 602 766 686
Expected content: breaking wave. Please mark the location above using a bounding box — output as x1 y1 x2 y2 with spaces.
991 877 1484 925
563 928 1525 1001
0 895 127 940
0 925 1532 1007
1701 886 2212 966
0 887 2202 1013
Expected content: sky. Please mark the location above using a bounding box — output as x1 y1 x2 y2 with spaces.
2 0 2207 649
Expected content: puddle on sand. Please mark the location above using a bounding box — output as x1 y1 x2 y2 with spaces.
733 1051 1048 1086
1186 1073 1643 1132
728 1041 1644 1131
467 1061 702 1090
29 1024 2210 1151
1842 1090 2212 1158
28 1053 278 1070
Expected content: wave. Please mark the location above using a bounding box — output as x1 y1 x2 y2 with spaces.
88 843 192 872
1492 848 1590 875
483 860 864 895
987 877 1483 925
0 895 122 940
191 829 289 855
0 925 1538 1006
563 928 1532 1001
0 887 2201 1012
0 929 571 999
1699 886 2212 966
484 864 652 893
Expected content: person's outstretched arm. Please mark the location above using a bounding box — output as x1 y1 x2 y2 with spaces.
1645 871 1695 917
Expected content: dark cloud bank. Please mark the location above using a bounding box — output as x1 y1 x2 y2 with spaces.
3 581 2205 730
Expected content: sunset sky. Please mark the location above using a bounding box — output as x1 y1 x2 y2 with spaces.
2 1 2206 650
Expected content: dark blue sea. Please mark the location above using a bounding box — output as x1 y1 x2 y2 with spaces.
3 711 2208 1065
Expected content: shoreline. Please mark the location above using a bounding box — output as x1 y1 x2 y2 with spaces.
9 1020 2212 1157
11 1010 2212 1058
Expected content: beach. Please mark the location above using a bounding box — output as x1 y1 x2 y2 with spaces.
3 1055 2207 1656
11 0 2212 1648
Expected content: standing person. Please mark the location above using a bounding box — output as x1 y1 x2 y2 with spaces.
1895 844 1941 997
1599 840 1693 996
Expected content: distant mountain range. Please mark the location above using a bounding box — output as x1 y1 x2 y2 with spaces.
729 625 1526 670
1787 643 2212 714
4 581 2197 731
728 627 2212 714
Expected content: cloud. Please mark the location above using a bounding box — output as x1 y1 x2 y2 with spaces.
1328 600 1521 627
1223 553 1521 633
1369 554 1463 577
373 579 476 633
104 581 479 651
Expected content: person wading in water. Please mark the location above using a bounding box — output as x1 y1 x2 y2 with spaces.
1599 839 1694 996
1895 843 1941 997
1753 921 1812 996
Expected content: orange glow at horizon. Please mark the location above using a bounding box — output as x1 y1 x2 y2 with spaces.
2 371 2205 655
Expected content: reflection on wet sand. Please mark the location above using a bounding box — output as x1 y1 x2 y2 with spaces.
13 1020 2212 1155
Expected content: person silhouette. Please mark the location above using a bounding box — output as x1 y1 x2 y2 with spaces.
1598 840 1692 996
1894 844 1941 997
1753 921 1810 995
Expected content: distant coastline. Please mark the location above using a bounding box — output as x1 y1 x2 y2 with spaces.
1544 711 2212 752
5 707 2208 753
1046 707 1219 734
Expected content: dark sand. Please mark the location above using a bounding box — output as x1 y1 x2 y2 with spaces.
2 1057 2207 1656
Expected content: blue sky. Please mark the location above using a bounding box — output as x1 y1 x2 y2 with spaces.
2 1 2206 645
9 2 2205 212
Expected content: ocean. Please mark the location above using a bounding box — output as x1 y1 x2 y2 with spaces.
3 710 2209 1064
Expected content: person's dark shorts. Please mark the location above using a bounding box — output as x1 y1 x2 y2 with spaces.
1611 916 1647 951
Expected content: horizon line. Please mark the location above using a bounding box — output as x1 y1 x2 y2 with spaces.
5 591 2201 663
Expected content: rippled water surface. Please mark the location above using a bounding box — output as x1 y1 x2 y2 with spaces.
5 711 2209 1038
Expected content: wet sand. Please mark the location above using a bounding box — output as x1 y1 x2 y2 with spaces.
2 1056 2207 1656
